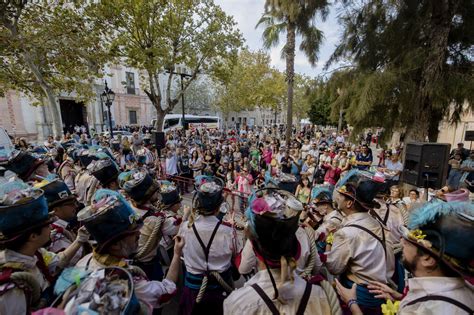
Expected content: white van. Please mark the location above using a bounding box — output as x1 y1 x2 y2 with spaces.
0 127 13 151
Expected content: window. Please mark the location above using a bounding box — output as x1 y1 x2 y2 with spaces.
129 110 137 124
126 72 136 94
231 117 235 122
164 118 180 129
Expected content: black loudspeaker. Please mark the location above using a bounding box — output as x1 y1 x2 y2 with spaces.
152 131 166 150
402 142 451 189
465 130 474 141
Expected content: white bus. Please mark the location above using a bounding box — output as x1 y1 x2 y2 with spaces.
151 114 220 132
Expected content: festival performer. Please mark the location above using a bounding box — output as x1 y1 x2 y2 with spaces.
75 189 183 311
89 157 121 190
178 175 240 315
373 184 408 292
237 188 322 278
119 170 178 282
1 150 53 182
224 188 340 315
309 187 343 239
0 182 88 314
74 148 100 206
35 179 84 265
326 170 395 314
336 201 474 315
57 141 80 191
158 180 187 265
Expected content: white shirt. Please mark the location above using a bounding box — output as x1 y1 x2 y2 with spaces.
238 227 322 276
165 155 178 176
399 277 474 315
385 160 403 180
179 215 239 274
224 270 332 315
301 144 311 159
326 212 395 284
75 253 176 309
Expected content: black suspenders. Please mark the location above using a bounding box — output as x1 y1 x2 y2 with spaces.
191 221 222 271
250 281 313 315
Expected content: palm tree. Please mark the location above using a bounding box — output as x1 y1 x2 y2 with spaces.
257 0 329 145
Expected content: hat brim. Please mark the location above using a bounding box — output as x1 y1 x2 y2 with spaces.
94 222 143 253
338 190 380 209
399 225 474 277
0 213 56 244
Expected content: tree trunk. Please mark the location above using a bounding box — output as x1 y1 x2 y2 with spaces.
285 21 296 145
154 108 165 131
22 50 63 137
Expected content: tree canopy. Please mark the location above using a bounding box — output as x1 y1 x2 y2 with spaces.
88 0 243 131
213 49 286 119
0 1 110 137
327 0 474 142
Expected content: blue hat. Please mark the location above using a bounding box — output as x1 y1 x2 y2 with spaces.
311 186 332 204
402 201 474 277
0 183 53 243
77 189 141 252
159 180 181 207
60 139 77 150
194 175 224 213
77 149 98 168
0 150 44 181
34 179 76 207
334 169 385 209
66 144 82 162
119 170 160 203
89 159 119 186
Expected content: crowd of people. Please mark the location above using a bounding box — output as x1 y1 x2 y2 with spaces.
0 125 472 315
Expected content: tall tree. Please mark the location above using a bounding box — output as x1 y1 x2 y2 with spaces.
213 49 286 124
88 0 242 131
328 0 474 142
0 1 110 138
257 0 330 144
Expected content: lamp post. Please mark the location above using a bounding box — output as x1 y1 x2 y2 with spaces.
165 67 192 130
100 81 115 138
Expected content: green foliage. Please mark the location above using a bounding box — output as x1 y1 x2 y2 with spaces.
308 97 331 126
328 0 474 141
258 0 330 143
213 49 286 116
87 0 243 130
0 1 110 135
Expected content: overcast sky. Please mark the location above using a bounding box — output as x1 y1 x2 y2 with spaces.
214 0 344 78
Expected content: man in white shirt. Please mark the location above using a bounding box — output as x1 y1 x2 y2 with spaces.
382 154 403 186
326 170 395 314
225 190 336 315
165 149 178 176
336 201 474 315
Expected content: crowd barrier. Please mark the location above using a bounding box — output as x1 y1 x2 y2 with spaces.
157 174 252 213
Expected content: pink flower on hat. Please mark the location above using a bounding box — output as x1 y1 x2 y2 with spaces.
251 198 270 215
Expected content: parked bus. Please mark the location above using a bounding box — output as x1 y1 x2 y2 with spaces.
151 114 220 131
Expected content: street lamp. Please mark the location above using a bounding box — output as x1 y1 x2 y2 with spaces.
165 67 192 130
100 81 115 138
